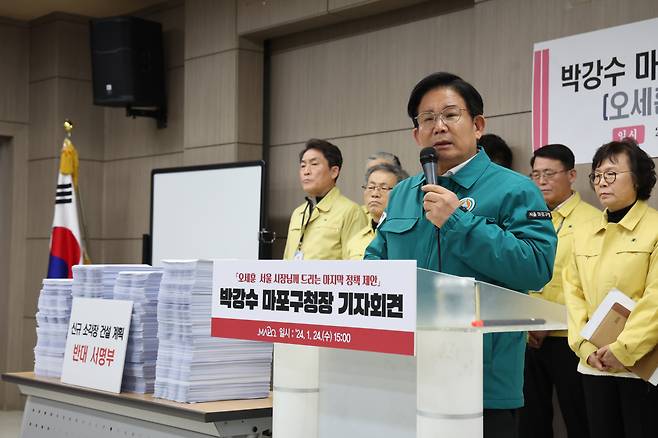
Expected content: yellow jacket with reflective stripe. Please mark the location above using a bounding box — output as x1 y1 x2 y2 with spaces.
530 192 600 336
345 223 376 260
563 200 658 368
283 186 368 260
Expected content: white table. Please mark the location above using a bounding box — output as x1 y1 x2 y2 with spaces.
2 372 272 438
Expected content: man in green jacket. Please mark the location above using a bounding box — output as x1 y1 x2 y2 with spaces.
365 72 557 438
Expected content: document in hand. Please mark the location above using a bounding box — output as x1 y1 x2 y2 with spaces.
580 289 658 385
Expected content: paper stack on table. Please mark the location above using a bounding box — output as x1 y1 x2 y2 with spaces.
72 264 152 299
34 278 73 378
154 259 273 403
113 270 163 393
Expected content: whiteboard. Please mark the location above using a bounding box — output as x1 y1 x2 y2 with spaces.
150 162 264 266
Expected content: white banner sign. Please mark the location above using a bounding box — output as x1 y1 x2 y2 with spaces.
533 17 658 163
61 298 132 393
211 260 417 355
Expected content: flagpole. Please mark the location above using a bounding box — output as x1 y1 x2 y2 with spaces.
64 120 92 263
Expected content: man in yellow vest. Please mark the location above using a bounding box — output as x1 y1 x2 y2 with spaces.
283 138 367 260
520 144 599 438
279 139 367 436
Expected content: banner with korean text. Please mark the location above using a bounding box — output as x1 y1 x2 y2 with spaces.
532 17 658 163
211 260 416 355
61 298 132 393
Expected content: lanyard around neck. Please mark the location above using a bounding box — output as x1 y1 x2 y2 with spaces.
297 197 315 250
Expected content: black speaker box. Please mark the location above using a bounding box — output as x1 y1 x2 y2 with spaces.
90 17 165 108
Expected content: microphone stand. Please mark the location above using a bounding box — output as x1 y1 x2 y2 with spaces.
436 227 442 272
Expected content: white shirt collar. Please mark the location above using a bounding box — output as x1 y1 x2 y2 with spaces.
552 192 575 211
441 154 477 177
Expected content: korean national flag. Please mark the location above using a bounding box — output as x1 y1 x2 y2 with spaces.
47 139 84 278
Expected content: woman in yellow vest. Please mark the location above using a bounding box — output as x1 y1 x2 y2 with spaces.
346 163 406 260
563 137 658 437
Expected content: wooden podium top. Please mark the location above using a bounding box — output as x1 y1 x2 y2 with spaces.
1 371 272 423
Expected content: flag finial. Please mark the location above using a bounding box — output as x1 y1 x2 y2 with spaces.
60 120 79 187
63 119 73 138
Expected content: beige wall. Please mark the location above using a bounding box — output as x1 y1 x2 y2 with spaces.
0 18 29 409
0 138 11 395
183 0 263 166
266 0 658 257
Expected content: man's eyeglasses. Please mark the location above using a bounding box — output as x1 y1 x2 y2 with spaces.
588 170 632 185
415 106 466 129
362 185 393 193
529 169 569 181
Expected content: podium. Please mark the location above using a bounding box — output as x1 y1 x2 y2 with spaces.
272 268 567 438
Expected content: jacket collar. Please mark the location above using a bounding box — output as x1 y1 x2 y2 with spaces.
314 186 340 213
595 200 648 232
553 192 580 218
411 147 491 190
358 223 376 238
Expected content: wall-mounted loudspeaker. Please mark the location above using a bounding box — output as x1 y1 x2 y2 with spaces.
90 16 167 128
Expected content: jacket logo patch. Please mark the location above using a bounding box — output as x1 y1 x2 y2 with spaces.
527 210 552 220
459 197 476 212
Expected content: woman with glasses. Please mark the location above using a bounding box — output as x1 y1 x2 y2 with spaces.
563 137 658 438
346 163 405 259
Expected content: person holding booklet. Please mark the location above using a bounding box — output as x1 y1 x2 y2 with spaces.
563 137 658 438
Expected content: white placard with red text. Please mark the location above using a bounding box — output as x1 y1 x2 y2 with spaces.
61 297 132 393
211 260 416 355
533 17 658 163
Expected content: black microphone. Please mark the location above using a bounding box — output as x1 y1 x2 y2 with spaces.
419 146 442 272
419 146 438 185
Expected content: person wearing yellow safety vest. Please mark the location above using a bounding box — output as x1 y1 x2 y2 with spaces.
563 138 658 438
345 163 406 260
283 138 367 261
520 144 599 438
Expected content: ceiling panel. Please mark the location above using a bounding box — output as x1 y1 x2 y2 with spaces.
0 0 164 21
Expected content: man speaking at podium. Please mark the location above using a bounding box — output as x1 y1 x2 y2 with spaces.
365 72 557 437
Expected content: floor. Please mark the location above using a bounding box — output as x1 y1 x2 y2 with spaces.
0 410 22 438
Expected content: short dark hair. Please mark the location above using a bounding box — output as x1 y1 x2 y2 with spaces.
407 72 484 128
531 144 575 170
364 163 407 185
591 137 656 200
299 138 343 180
480 134 513 169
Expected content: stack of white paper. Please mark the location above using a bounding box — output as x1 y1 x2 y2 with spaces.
72 264 152 299
154 260 273 403
34 278 73 378
114 270 163 393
